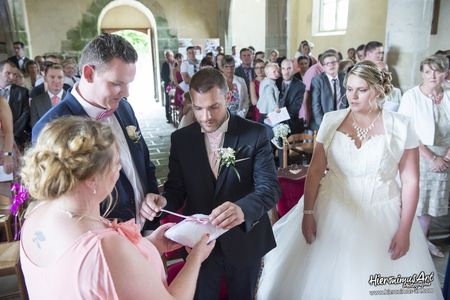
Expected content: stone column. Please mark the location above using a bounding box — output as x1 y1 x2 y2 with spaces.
385 0 434 91
218 0 232 52
265 0 287 56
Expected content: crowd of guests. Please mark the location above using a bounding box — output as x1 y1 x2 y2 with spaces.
0 33 449 299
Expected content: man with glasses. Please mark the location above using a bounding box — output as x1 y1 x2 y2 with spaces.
310 52 348 130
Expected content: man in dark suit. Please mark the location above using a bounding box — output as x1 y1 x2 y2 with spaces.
143 68 280 300
32 33 159 230
0 60 30 149
30 63 66 127
310 52 348 130
278 59 306 134
234 47 255 90
161 49 174 123
7 41 30 71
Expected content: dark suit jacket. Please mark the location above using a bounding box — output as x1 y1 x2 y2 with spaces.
32 93 159 226
7 56 30 71
30 90 67 127
164 115 280 267
8 84 31 148
310 72 348 130
30 82 71 98
279 77 306 134
160 61 171 84
234 65 255 89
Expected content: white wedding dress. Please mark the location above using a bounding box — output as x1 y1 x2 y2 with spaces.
257 132 443 299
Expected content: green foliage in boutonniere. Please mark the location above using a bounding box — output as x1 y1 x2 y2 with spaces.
126 125 141 143
217 147 241 182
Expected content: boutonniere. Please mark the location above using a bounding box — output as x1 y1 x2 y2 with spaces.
126 125 141 143
217 147 241 182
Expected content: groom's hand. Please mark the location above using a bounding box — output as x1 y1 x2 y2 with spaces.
209 201 244 230
140 193 167 221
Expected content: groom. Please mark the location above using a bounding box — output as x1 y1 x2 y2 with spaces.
32 33 159 229
145 68 280 299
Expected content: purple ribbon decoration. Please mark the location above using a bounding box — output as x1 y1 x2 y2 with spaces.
10 183 29 240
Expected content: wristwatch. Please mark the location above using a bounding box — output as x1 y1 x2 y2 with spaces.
3 151 13 157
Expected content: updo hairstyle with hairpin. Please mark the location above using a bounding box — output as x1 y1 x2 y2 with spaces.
344 60 393 109
21 116 117 201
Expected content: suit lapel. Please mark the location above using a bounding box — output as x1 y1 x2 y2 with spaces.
215 115 239 196
113 103 148 188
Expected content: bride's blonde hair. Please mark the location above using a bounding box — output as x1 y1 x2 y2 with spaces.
344 60 393 109
21 116 117 215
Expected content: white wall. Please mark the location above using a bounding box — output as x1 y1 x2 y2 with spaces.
229 0 266 53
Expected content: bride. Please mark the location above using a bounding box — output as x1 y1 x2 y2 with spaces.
257 61 443 299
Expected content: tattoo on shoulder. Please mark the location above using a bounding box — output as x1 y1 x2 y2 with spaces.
33 231 46 249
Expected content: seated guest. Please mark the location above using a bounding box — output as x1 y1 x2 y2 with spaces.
279 59 306 134
255 51 265 61
269 49 279 63
23 60 42 91
222 55 249 117
0 60 30 149
29 66 71 98
20 116 214 299
249 59 266 122
310 51 348 130
62 58 80 86
293 55 310 81
356 44 366 61
30 64 66 127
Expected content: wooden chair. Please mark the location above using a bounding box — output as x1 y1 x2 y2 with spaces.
0 241 28 299
271 164 308 224
282 131 316 167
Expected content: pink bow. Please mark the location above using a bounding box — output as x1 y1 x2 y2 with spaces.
110 219 141 244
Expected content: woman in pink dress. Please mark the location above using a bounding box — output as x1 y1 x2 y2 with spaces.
20 117 214 300
249 59 266 122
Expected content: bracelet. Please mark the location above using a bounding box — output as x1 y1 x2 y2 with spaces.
3 151 13 157
303 210 314 215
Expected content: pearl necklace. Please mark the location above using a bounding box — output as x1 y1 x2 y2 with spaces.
420 85 444 105
351 111 381 142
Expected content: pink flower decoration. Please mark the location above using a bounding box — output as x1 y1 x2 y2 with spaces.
110 219 141 244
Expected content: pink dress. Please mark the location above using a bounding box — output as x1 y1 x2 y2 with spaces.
20 219 166 299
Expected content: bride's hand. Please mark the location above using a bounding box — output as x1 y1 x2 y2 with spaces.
389 229 410 260
302 215 317 244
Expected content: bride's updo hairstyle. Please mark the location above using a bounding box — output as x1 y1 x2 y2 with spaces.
344 60 393 109
21 116 116 201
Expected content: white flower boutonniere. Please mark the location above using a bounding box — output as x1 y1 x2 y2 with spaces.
217 147 241 182
126 125 141 143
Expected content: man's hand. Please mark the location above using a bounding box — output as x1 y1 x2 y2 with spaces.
209 201 244 230
140 193 167 221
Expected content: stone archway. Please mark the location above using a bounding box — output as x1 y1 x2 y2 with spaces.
97 0 161 106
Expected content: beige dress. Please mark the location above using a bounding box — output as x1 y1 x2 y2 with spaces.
417 103 450 216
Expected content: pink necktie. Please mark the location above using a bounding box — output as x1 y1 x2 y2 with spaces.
51 95 59 106
96 109 115 120
206 131 222 178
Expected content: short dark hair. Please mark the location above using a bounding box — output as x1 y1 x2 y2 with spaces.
13 41 25 49
255 51 265 57
365 41 383 55
223 55 235 66
320 52 339 64
239 48 251 56
186 46 195 52
356 44 365 52
0 60 16 72
79 33 138 73
189 68 228 95
44 63 63 75
200 57 214 68
297 55 309 64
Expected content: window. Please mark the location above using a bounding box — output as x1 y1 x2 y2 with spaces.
312 0 349 36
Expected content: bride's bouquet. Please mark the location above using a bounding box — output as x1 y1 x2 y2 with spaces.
273 123 290 147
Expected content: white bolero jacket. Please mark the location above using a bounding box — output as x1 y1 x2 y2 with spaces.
316 108 419 163
398 86 450 146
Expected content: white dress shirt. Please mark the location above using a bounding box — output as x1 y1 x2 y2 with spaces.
71 83 146 227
